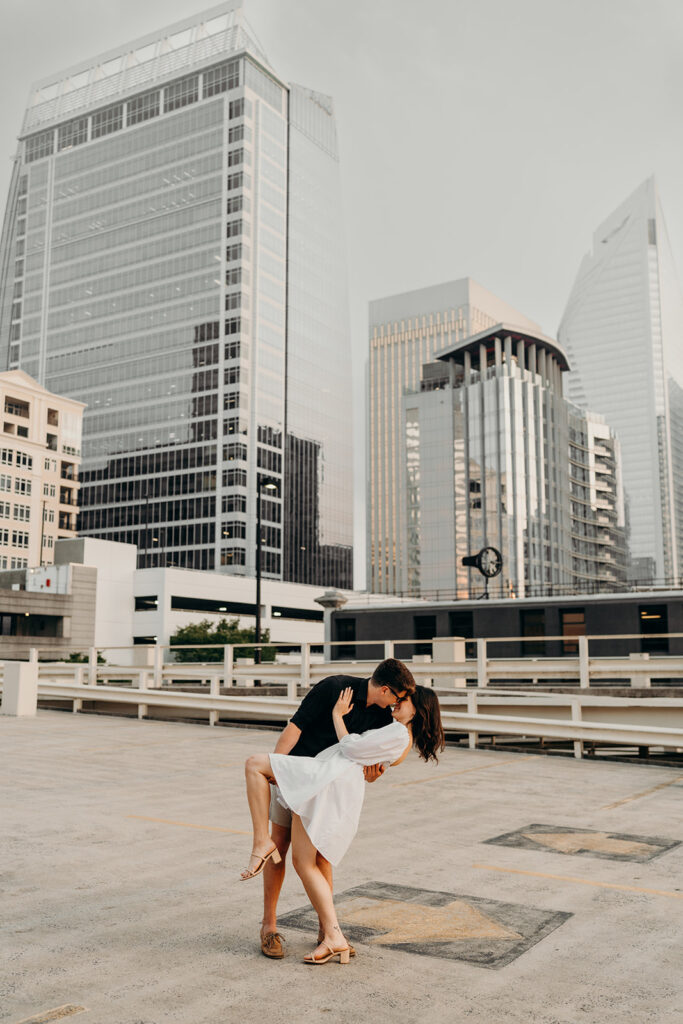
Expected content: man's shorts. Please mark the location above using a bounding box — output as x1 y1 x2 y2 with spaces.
269 785 292 829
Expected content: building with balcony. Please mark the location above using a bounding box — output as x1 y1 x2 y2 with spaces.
0 369 83 570
367 278 542 595
559 177 683 583
0 2 352 586
397 323 627 599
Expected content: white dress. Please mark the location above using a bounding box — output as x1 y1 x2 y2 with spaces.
269 720 410 866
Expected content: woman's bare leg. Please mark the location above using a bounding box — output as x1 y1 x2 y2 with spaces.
291 814 347 956
242 754 278 877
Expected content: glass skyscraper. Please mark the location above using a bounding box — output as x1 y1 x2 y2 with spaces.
367 279 541 594
559 177 683 583
400 325 627 599
0 2 353 585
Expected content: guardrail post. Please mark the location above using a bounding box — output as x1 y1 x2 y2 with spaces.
578 635 590 688
88 647 97 687
223 645 233 689
467 691 478 749
476 640 488 688
152 645 163 689
571 700 583 759
384 640 394 659
629 652 651 688
298 642 310 697
1 661 38 716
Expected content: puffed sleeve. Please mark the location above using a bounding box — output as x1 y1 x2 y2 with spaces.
338 721 410 765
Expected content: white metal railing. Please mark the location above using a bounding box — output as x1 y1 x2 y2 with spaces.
1 635 683 759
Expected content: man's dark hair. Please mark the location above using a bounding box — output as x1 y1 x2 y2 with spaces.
370 658 416 694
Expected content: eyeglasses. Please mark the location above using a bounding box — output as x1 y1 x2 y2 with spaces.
387 687 407 704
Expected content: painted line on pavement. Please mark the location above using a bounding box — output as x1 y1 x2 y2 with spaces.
391 755 536 787
12 1006 87 1024
601 774 683 810
473 863 683 899
127 814 249 834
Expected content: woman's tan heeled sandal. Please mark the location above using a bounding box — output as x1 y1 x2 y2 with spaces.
239 845 282 880
303 942 350 965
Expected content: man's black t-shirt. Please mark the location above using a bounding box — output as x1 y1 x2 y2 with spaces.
289 674 392 758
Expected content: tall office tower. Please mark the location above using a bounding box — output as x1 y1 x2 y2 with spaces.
0 2 353 584
400 325 627 599
0 369 83 569
368 279 541 594
559 177 683 582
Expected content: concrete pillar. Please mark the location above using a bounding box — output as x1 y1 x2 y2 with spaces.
504 335 513 372
467 690 478 749
476 639 488 687
516 339 525 371
571 700 583 759
464 349 471 383
223 645 233 689
494 336 502 369
528 344 537 375
578 635 590 688
152 644 164 689
384 640 394 659
479 342 487 378
432 637 466 687
1 661 38 716
538 347 546 382
88 647 97 687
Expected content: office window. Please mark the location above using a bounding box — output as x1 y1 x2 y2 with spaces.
92 103 123 139
164 75 198 112
57 117 88 151
25 130 54 163
127 90 160 125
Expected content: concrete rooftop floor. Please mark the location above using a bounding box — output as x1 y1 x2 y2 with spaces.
1 710 682 1024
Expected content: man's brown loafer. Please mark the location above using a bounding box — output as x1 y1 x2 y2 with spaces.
261 931 285 959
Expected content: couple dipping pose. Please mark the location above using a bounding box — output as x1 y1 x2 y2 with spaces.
239 658 444 965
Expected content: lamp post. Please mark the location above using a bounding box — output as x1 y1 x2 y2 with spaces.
255 474 278 664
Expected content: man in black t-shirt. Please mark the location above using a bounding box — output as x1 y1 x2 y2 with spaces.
258 658 416 959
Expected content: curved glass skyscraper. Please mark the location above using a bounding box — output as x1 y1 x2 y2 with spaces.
559 178 683 582
0 2 353 585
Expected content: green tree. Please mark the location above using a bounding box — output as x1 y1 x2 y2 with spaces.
169 617 275 663
62 651 106 664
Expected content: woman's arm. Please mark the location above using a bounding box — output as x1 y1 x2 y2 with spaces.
332 687 354 741
339 721 410 765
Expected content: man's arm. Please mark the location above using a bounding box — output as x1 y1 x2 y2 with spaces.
273 721 302 755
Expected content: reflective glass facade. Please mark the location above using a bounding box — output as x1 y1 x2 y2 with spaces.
400 327 627 599
0 4 352 583
559 178 683 581
368 279 541 594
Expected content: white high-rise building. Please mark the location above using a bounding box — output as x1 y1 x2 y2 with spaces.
367 279 541 594
559 178 683 581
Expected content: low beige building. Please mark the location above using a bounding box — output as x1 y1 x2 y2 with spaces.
1 370 84 570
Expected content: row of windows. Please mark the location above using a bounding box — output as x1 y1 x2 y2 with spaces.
81 471 216 505
0 529 29 548
0 476 31 495
80 496 215 530
0 449 33 468
257 448 282 473
0 503 31 522
25 62 247 164
80 445 216 484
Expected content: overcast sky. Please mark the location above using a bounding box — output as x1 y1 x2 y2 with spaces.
2 0 682 585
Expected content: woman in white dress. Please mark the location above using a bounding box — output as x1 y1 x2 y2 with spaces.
239 685 444 964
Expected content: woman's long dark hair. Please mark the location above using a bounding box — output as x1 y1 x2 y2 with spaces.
411 685 445 763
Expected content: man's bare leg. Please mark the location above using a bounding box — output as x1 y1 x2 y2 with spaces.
261 822 291 938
